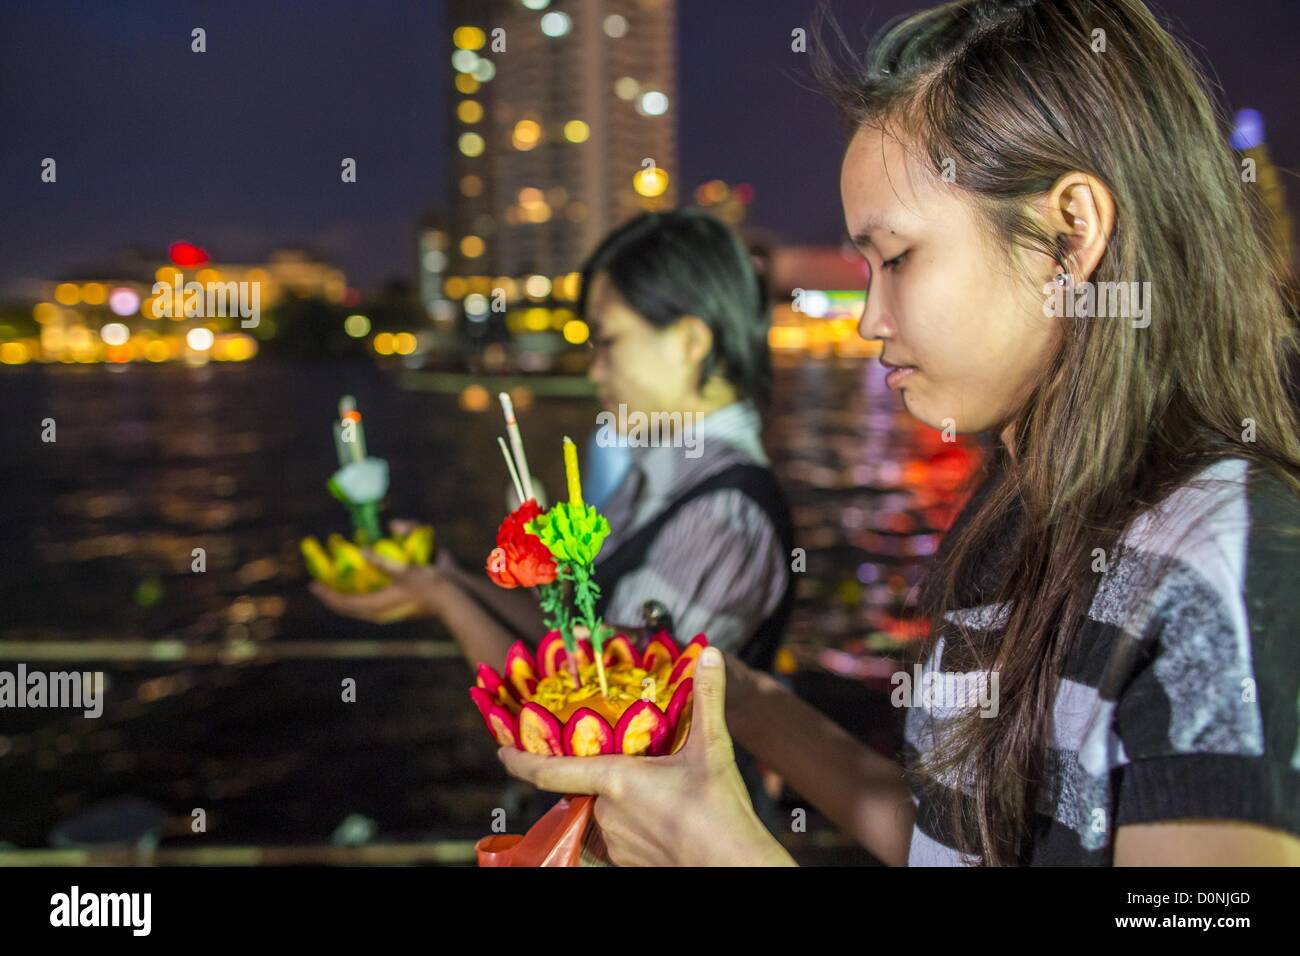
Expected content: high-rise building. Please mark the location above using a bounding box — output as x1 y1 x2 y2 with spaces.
445 0 677 283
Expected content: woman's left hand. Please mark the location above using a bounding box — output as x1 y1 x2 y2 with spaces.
498 647 796 867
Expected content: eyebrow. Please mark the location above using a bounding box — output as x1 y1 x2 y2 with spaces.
849 213 904 249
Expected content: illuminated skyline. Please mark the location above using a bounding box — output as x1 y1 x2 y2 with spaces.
2 0 1296 293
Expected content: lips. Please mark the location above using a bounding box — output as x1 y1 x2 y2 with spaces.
881 358 918 390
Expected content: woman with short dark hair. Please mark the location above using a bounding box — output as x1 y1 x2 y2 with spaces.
314 208 793 684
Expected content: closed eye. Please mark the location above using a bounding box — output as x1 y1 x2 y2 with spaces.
881 251 908 272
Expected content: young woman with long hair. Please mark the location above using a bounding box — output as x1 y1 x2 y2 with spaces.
500 0 1300 866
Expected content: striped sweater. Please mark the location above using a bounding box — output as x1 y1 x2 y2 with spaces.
904 457 1300 865
594 400 788 653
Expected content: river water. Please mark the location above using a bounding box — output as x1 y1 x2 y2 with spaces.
0 356 981 858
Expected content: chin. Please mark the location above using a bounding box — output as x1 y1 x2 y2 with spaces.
899 388 937 428
901 390 981 436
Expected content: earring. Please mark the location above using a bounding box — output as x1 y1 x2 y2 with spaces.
1055 272 1071 287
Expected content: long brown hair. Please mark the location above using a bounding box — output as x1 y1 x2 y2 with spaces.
816 0 1300 863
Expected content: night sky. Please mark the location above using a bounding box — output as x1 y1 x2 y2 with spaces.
2 0 1297 293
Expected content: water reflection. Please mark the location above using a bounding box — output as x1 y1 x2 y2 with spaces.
770 355 983 665
0 357 980 854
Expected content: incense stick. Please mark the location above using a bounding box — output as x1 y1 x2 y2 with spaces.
498 392 534 502
498 436 525 507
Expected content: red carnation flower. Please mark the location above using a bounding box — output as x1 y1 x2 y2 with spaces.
486 499 558 588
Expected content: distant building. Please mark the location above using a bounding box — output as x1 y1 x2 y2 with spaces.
767 245 877 359
3 245 348 365
769 244 869 298
415 213 455 325
444 0 678 281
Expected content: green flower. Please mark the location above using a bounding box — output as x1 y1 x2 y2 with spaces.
527 502 610 567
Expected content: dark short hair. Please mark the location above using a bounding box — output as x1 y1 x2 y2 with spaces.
577 209 772 406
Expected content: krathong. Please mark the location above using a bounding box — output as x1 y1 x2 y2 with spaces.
470 631 708 757
470 397 704 756
300 395 434 592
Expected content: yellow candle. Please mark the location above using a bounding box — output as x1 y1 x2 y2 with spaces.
563 436 583 506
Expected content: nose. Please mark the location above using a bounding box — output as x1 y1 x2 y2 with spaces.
587 348 606 387
858 265 892 342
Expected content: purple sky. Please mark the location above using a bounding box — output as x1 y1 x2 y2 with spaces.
1 0 1296 293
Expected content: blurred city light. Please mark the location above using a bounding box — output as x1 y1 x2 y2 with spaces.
451 49 479 73
512 119 541 150
638 90 669 116
458 132 485 157
100 322 130 346
540 11 571 37
169 242 209 267
1232 108 1266 150
614 76 639 100
562 319 589 345
563 119 590 143
452 26 486 50
108 287 140 316
633 165 670 197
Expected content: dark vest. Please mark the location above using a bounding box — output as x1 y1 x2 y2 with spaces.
592 463 796 673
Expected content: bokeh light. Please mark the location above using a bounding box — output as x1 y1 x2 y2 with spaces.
638 90 669 116
562 319 590 345
100 322 130 346
108 287 140 316
458 132 485 157
512 119 541 150
633 165 670 198
453 26 486 50
540 11 570 36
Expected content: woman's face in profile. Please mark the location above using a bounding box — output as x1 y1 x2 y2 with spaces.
584 271 701 423
840 124 1061 435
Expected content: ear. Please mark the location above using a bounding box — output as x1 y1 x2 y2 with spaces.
676 314 715 368
1039 172 1116 284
